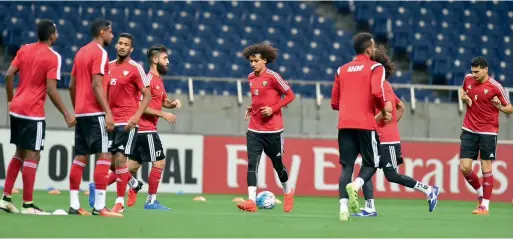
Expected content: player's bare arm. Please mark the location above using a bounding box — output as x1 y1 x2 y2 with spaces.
92 74 114 131
69 76 76 108
396 101 405 122
330 72 340 110
126 87 151 131
460 88 472 107
4 64 18 110
144 107 176 124
162 98 181 109
47 79 76 127
491 96 513 114
244 105 251 120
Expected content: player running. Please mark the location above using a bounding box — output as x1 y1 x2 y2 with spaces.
124 44 181 210
330 32 393 222
459 57 513 215
0 19 75 214
67 18 121 217
237 42 296 213
88 33 152 214
349 47 439 218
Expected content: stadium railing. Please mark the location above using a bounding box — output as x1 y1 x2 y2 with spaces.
5 72 513 114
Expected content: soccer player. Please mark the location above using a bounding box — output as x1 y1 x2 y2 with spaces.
0 19 75 214
124 44 181 210
459 56 513 215
67 18 120 217
330 32 393 221
350 47 440 217
88 33 152 213
237 42 296 213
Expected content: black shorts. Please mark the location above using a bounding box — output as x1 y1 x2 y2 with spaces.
9 115 46 151
108 125 138 157
246 130 284 161
460 130 497 160
338 129 380 168
131 132 165 164
379 143 404 169
74 115 109 155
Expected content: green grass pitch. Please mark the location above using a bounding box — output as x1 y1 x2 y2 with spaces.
1 190 512 238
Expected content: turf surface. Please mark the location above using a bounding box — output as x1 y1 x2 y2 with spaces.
1 190 512 238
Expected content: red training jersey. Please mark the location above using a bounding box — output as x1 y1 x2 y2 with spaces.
331 54 389 130
139 72 167 132
106 58 149 124
71 41 109 117
10 42 61 120
375 81 401 144
461 74 509 135
248 69 292 133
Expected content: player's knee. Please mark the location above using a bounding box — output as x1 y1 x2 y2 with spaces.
459 162 472 175
248 158 258 171
384 169 401 183
480 160 493 174
152 160 165 169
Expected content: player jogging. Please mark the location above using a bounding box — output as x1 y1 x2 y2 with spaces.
67 18 121 217
330 32 393 222
459 57 512 215
237 42 296 213
124 44 181 210
0 19 75 214
88 33 152 213
349 47 440 217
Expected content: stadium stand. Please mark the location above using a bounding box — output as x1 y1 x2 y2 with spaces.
1 1 512 101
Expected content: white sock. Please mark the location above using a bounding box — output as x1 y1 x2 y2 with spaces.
477 186 483 197
70 190 80 210
128 176 139 189
482 199 490 210
365 199 375 212
248 186 257 202
147 194 156 204
339 198 349 212
414 181 432 196
93 190 106 210
282 181 291 194
115 197 124 206
353 177 365 190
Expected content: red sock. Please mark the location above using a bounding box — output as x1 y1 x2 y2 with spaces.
108 172 117 186
3 157 23 197
463 170 481 190
22 159 38 202
94 158 111 190
148 167 163 195
69 159 86 191
483 172 494 200
116 167 131 198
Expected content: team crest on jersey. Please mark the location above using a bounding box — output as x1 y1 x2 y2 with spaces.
484 89 488 94
263 81 267 86
467 85 471 89
123 71 129 76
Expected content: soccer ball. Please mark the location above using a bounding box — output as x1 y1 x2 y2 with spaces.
256 191 276 209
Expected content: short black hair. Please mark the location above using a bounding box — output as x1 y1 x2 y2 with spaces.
242 41 278 63
353 32 373 54
147 44 167 62
37 19 56 41
470 56 488 69
118 32 134 46
91 18 112 37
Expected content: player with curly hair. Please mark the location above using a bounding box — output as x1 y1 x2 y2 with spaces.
237 42 296 213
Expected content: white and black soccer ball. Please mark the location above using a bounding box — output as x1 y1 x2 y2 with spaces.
256 190 276 209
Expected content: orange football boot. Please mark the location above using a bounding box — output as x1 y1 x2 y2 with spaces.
237 199 257 212
92 207 124 217
127 189 138 207
69 207 91 216
112 203 124 213
472 205 489 215
284 189 295 213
